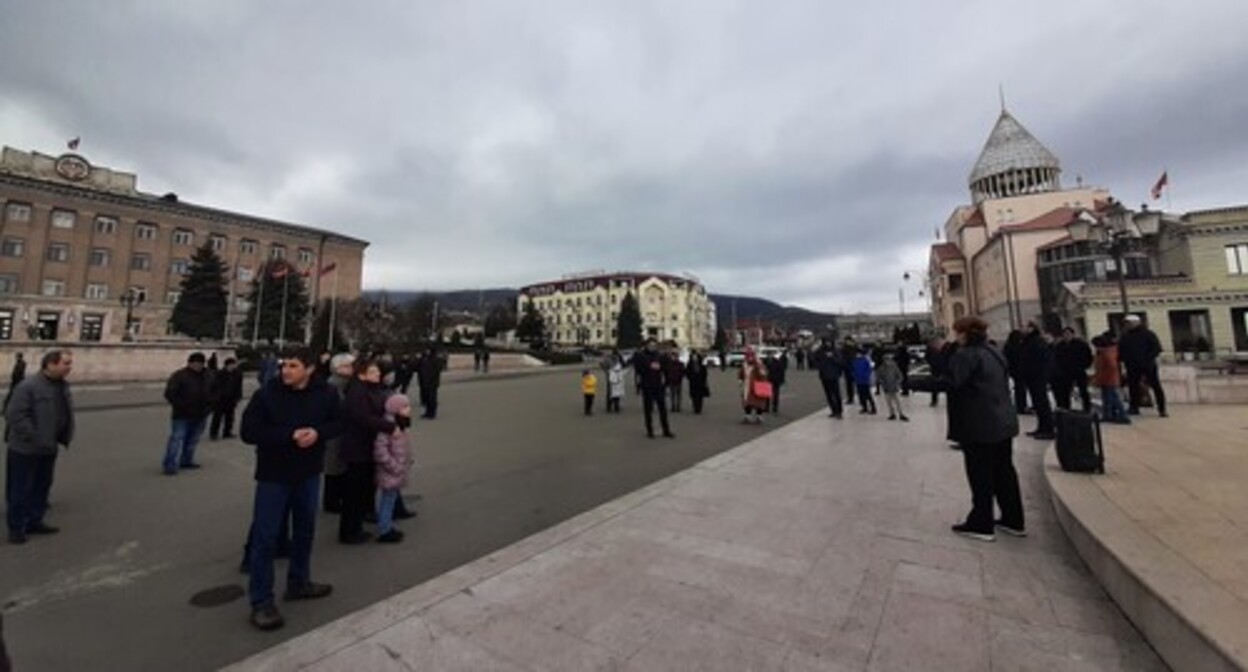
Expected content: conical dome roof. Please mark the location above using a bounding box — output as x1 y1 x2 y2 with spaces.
967 111 1060 186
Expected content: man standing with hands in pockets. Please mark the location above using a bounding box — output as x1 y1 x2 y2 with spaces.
240 348 342 631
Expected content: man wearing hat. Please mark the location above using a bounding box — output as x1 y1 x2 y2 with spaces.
1118 315 1167 417
162 352 213 474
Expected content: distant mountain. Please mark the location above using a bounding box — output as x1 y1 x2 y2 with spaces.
364 288 839 330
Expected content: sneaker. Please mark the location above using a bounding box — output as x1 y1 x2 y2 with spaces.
339 531 373 545
284 582 333 601
994 521 1027 537
250 604 285 631
26 523 59 535
376 529 404 544
951 523 995 542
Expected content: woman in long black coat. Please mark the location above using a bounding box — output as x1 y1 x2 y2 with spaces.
686 352 711 414
338 359 395 544
946 316 1024 542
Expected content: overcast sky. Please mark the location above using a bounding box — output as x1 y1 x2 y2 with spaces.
3 1 1246 313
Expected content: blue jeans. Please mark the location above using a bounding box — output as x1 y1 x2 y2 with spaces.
163 418 206 473
247 476 320 608
1101 387 1130 424
376 488 399 534
6 451 56 534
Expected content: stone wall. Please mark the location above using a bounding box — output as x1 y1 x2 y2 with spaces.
0 343 235 384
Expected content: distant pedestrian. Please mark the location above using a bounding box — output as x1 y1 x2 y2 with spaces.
394 355 415 394
841 338 859 405
1003 330 1029 414
258 352 280 387
606 360 625 413
718 346 728 372
210 357 245 440
240 348 341 631
764 351 787 414
925 336 950 407
633 338 674 439
162 352 212 475
3 353 25 416
739 348 770 424
1119 315 1167 417
795 348 807 371
207 352 220 372
686 352 710 415
373 394 413 544
339 358 394 544
581 369 598 416
895 346 912 396
416 347 445 419
1052 327 1093 411
322 353 355 514
852 348 877 415
1019 322 1055 440
6 350 74 545
473 348 483 373
481 348 491 373
1092 333 1130 424
811 339 844 419
878 353 908 421
664 350 685 412
946 316 1024 543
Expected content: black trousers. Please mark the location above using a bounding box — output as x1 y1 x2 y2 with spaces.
1126 365 1167 414
1026 378 1054 434
856 384 876 413
820 378 843 416
668 384 683 412
420 386 439 418
1011 375 1029 413
323 472 344 512
960 439 1024 532
6 451 56 534
691 394 705 414
607 397 621 413
584 394 595 415
210 402 238 439
844 373 856 403
642 388 671 436
338 461 375 541
769 383 783 413
1051 375 1091 411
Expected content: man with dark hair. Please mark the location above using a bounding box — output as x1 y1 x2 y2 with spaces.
241 347 341 631
1052 327 1094 411
811 339 845 418
210 357 245 440
633 338 674 439
1019 322 1055 441
6 350 74 545
162 352 212 474
1119 315 1167 417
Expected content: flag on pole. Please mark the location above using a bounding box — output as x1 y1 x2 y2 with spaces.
67 137 80 151
318 261 337 277
1150 171 1169 200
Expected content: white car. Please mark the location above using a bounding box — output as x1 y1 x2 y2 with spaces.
702 353 722 367
725 351 747 367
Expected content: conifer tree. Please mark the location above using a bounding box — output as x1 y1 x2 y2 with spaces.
616 292 643 349
171 242 229 339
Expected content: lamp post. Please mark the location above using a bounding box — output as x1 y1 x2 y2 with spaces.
119 288 144 342
1069 201 1163 335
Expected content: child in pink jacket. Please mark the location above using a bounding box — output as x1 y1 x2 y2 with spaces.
373 394 413 543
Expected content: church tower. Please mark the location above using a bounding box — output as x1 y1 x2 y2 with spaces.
968 110 1061 204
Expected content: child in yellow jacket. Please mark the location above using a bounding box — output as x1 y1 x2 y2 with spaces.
581 369 598 416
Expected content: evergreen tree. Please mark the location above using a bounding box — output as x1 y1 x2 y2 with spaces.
242 260 311 346
616 292 643 349
171 242 230 339
516 300 546 347
483 301 517 337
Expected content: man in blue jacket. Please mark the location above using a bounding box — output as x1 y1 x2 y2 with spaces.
240 348 341 631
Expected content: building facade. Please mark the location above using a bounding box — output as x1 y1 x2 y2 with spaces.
0 147 367 343
517 271 714 350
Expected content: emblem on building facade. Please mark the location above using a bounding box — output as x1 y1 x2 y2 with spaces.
54 153 91 181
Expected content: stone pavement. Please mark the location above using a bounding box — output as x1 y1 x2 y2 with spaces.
228 402 1164 671
1045 405 1248 671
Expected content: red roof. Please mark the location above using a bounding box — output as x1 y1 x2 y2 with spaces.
1037 235 1073 251
1001 207 1079 233
931 242 964 262
963 208 986 227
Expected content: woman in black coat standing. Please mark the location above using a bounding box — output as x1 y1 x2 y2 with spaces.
686 351 711 415
338 359 395 544
946 316 1024 542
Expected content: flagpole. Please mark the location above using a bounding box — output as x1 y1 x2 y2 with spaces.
251 262 266 347
278 268 290 349
328 267 340 352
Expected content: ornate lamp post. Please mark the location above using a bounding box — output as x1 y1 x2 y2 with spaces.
1069 201 1163 335
119 288 144 342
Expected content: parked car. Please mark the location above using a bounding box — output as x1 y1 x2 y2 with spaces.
702 352 722 367
725 351 747 367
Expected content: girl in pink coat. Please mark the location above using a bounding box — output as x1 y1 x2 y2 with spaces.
373 394 413 543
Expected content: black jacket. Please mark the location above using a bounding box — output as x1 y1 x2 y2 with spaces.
240 378 341 483
165 367 212 420
1018 332 1052 383
765 356 788 385
416 354 444 389
1054 338 1094 378
946 342 1019 444
211 368 245 407
812 347 844 381
632 350 668 390
339 379 395 464
686 358 710 398
1119 326 1162 369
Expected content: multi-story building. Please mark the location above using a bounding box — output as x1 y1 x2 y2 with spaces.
929 109 1110 335
0 147 367 342
517 271 714 350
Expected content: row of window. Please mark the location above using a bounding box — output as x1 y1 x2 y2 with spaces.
1227 244 1248 275
1 239 295 278
548 327 683 342
3 203 315 262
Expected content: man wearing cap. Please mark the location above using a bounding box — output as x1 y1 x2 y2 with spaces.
162 352 213 474
1118 315 1167 417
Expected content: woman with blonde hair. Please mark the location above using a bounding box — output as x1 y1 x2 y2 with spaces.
738 348 771 424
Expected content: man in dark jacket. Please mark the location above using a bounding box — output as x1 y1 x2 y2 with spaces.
895 346 912 396
633 338 674 438
925 337 949 407
664 349 686 412
1018 323 1055 440
162 352 212 474
1002 330 1029 414
946 317 1023 542
1052 327 1094 411
240 348 341 631
416 347 445 419
1118 315 1167 416
811 340 844 418
210 357 245 440
765 351 788 413
840 337 858 404
338 359 394 544
6 350 74 545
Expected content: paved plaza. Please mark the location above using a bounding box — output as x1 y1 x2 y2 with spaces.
0 366 828 671
231 398 1166 671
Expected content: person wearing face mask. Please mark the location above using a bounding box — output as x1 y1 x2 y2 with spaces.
338 358 397 545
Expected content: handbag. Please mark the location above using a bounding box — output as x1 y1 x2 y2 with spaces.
751 380 773 399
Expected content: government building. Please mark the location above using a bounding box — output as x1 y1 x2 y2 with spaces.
517 271 715 350
0 146 367 343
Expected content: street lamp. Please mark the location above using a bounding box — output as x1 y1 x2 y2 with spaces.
119 288 144 342
1070 201 1162 335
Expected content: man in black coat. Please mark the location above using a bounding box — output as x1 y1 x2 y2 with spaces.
633 338 674 438
1018 323 1055 440
1052 327 1094 411
1119 315 1167 417
1002 330 1029 414
811 340 844 418
925 336 949 407
416 347 445 419
895 346 912 396
162 352 212 474
210 357 245 440
764 351 788 413
840 337 858 404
